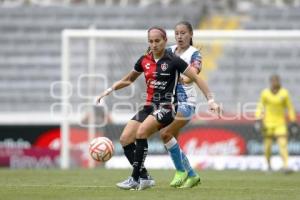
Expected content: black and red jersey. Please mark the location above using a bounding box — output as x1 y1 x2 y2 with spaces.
134 50 188 105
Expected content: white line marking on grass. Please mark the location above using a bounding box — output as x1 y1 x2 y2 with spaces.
2 185 114 188
200 186 299 192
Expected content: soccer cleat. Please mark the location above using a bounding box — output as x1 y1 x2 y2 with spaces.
138 178 154 190
282 168 294 175
179 174 201 189
169 170 188 187
267 165 272 172
147 175 156 187
116 177 139 190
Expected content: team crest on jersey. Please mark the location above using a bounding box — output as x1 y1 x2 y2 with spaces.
161 62 168 71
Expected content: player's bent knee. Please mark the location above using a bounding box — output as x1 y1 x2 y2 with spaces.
119 134 134 146
119 136 127 146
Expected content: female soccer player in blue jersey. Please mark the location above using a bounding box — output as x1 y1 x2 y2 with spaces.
96 26 220 190
160 21 203 188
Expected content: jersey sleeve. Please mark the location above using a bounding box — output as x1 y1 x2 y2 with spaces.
255 90 265 120
285 90 296 122
190 51 202 72
133 56 144 73
175 56 188 73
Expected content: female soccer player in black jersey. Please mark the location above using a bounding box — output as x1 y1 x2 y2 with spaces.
96 26 220 190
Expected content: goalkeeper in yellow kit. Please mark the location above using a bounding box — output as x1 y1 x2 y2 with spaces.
255 74 298 172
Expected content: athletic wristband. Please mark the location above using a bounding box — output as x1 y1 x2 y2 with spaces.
106 87 113 94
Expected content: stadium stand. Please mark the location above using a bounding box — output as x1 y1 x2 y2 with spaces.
242 5 300 29
0 0 299 117
200 2 300 112
0 2 203 113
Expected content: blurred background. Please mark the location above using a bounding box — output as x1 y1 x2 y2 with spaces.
0 0 299 170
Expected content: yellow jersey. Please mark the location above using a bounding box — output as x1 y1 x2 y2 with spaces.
255 88 296 127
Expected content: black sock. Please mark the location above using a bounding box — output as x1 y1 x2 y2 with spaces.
132 139 148 181
123 143 136 165
140 165 148 178
123 142 148 178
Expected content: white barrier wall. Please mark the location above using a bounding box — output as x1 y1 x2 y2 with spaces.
106 155 300 171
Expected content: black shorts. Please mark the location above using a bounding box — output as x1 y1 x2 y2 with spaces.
131 105 176 127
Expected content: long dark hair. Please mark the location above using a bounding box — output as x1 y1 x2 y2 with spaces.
175 21 193 46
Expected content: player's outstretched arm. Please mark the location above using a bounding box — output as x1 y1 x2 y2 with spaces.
183 67 221 116
96 70 141 104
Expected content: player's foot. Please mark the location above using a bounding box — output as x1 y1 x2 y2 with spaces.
282 168 294 175
265 165 273 174
116 177 139 190
138 178 154 190
147 175 155 187
179 174 201 189
170 170 188 187
267 165 272 172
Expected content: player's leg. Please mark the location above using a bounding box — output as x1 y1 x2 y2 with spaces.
129 106 176 190
120 120 148 177
161 118 187 172
174 104 197 182
117 115 161 190
132 115 161 190
277 136 289 170
120 120 139 163
116 107 154 189
262 126 273 171
120 106 151 165
116 120 144 189
120 120 154 178
160 117 188 187
160 104 200 188
275 125 289 171
263 136 273 171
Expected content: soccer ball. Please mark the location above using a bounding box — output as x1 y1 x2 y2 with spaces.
89 137 114 162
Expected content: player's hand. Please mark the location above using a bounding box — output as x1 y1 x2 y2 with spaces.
254 120 263 133
289 122 299 136
95 93 106 105
208 99 221 117
95 88 113 105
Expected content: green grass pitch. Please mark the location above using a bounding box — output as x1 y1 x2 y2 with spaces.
1 168 300 200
